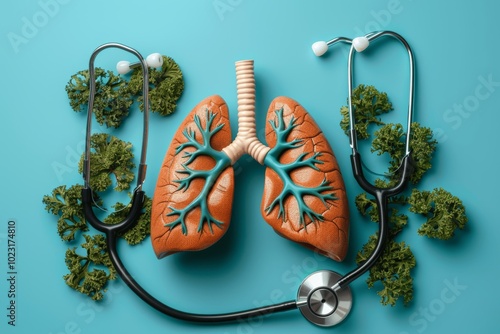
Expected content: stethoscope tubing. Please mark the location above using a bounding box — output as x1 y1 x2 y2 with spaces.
106 225 298 322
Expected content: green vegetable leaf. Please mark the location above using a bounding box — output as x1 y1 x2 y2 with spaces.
408 123 438 184
355 192 380 223
356 235 416 306
104 195 152 245
355 192 375 216
65 68 133 128
409 188 468 240
127 55 184 116
371 123 406 172
78 133 135 192
355 192 408 237
340 84 393 139
63 234 116 301
43 185 80 216
43 184 93 242
389 208 408 237
371 122 437 185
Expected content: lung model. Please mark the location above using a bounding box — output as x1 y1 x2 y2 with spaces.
151 60 349 261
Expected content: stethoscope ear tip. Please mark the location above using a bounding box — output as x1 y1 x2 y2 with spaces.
146 52 163 68
116 52 164 75
352 36 369 52
312 36 370 56
116 60 132 74
312 41 329 57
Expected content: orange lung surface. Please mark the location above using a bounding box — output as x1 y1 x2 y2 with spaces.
261 97 350 261
151 95 234 258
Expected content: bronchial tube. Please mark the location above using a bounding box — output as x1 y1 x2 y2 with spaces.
222 60 270 165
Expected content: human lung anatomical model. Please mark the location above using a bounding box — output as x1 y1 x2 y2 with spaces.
151 60 349 261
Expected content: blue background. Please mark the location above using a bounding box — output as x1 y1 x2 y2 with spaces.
1 0 498 333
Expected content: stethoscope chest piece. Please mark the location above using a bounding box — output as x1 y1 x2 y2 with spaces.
297 270 352 327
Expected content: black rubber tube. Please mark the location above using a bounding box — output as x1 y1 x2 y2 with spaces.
106 229 297 323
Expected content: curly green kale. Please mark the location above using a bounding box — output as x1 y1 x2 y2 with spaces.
355 192 408 237
127 55 184 116
408 188 468 240
78 133 135 192
340 84 393 139
371 123 406 175
62 195 152 300
44 187 152 299
65 68 133 128
43 184 93 241
356 236 416 306
64 234 116 301
372 122 437 185
43 184 82 217
104 195 152 245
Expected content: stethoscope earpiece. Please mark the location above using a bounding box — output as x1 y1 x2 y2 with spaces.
116 52 163 74
311 36 370 57
352 36 369 52
312 41 329 57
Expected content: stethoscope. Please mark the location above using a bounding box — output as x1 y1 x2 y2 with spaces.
81 30 414 327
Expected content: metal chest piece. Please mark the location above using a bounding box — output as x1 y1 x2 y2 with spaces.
297 270 352 327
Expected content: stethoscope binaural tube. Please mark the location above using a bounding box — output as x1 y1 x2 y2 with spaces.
334 31 415 291
82 43 149 194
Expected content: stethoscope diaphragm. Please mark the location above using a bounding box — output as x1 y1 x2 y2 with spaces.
297 270 352 326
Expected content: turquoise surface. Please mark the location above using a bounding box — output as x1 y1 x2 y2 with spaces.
1 0 498 333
